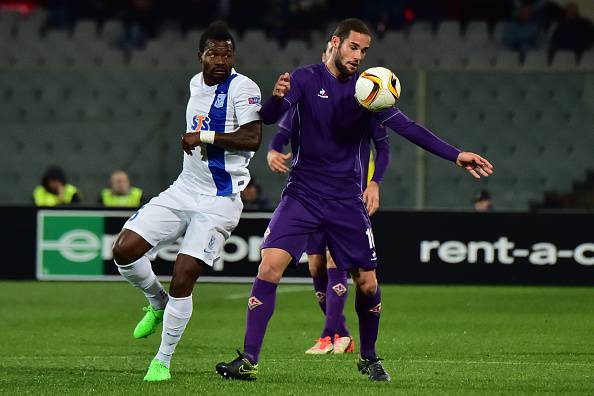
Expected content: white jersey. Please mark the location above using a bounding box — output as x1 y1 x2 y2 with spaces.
176 69 262 196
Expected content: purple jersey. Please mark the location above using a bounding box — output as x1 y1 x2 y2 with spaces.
261 63 460 199
269 107 391 191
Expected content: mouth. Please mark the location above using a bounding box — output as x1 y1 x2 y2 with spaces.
212 68 227 75
347 62 359 70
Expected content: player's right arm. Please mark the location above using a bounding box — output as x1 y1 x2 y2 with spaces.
182 77 263 153
260 70 304 124
267 109 296 173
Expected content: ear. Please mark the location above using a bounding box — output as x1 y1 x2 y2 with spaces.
331 35 341 49
198 52 203 64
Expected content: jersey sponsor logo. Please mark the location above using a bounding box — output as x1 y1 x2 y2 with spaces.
315 291 326 303
248 96 260 104
317 88 328 99
191 114 211 131
332 283 347 296
214 93 227 109
368 303 381 316
247 296 263 310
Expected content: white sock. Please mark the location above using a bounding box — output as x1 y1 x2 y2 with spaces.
155 295 193 368
116 256 168 310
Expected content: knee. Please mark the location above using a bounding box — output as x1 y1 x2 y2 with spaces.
113 234 140 265
357 278 378 296
308 255 326 277
258 261 283 283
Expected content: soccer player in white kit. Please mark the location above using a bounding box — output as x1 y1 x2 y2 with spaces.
111 21 262 382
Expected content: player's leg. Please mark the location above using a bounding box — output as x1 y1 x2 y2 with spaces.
113 205 186 339
145 253 207 382
147 194 243 381
217 191 319 380
325 253 354 354
350 268 389 381
323 197 390 381
216 248 292 380
307 234 328 314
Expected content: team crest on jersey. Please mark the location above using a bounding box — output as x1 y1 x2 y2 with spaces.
248 296 263 310
317 88 328 99
369 303 382 316
214 93 227 108
332 283 347 296
315 292 326 303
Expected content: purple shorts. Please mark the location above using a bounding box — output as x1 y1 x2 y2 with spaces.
306 232 326 255
261 189 378 271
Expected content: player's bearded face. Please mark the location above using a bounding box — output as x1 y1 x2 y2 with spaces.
201 40 234 84
334 32 370 76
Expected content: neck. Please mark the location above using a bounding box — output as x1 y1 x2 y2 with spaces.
203 73 230 86
325 58 349 81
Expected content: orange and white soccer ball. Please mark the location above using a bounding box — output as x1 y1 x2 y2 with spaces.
355 67 401 112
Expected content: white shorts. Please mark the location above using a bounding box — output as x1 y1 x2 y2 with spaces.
123 182 243 266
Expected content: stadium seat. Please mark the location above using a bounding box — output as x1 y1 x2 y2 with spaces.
436 21 461 43
73 20 97 43
579 51 593 69
493 51 520 69
551 51 577 69
464 21 489 47
100 19 124 44
523 51 548 68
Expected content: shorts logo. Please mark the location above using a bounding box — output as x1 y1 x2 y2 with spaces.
369 303 381 316
248 96 260 104
248 296 263 310
332 283 347 296
214 94 227 108
315 291 326 303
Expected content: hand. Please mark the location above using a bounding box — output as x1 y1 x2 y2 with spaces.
181 132 201 155
272 72 291 99
56 184 65 203
267 150 292 173
456 152 494 179
362 181 380 216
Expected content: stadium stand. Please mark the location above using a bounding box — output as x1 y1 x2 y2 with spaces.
0 10 592 209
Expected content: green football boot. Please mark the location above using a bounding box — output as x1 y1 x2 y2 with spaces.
143 359 171 382
133 305 164 339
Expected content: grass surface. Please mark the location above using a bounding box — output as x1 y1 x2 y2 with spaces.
0 282 593 395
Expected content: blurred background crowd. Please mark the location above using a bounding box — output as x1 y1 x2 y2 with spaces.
1 0 593 212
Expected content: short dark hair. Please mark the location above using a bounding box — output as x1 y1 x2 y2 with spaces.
199 21 235 53
332 18 371 42
42 166 66 189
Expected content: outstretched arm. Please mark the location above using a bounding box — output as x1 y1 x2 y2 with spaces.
181 120 262 153
377 108 493 179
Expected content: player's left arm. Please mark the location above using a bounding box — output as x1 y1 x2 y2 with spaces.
363 126 391 215
181 79 263 153
376 108 493 179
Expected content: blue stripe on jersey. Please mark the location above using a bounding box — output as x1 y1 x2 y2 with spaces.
206 73 238 196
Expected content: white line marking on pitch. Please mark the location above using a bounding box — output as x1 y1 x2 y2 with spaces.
2 356 593 367
226 286 313 300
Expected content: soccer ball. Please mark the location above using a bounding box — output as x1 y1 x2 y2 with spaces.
355 67 401 112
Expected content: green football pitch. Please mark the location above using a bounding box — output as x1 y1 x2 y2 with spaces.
1 282 593 395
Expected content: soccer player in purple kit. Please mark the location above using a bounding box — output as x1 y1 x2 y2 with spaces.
216 18 493 382
267 39 391 355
